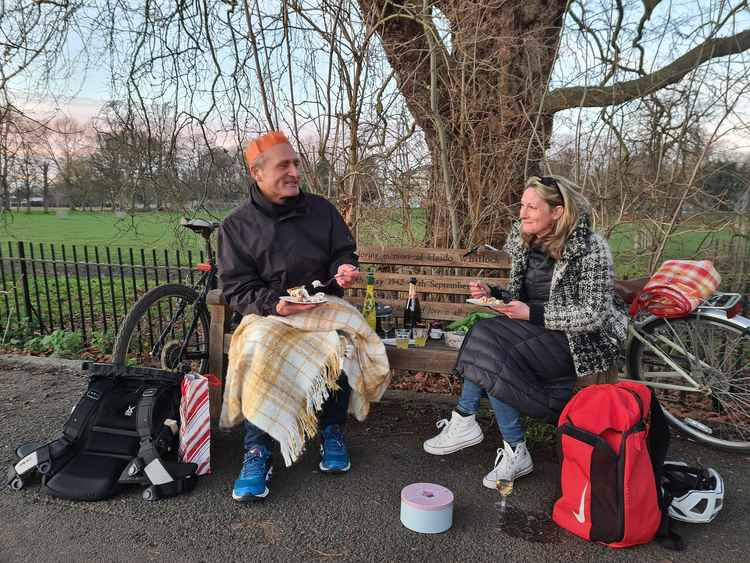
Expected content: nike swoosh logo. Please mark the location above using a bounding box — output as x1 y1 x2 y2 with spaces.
573 483 588 524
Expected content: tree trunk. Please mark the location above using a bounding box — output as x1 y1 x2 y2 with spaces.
423 122 553 249
359 0 565 248
24 161 31 214
341 127 361 238
42 162 49 213
0 170 8 211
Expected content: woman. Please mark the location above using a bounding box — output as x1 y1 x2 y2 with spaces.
423 175 628 489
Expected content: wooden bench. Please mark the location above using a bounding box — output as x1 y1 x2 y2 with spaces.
205 246 511 416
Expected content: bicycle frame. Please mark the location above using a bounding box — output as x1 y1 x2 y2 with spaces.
625 302 750 393
149 232 217 367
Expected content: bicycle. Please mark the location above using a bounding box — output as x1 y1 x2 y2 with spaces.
618 279 750 452
112 218 220 374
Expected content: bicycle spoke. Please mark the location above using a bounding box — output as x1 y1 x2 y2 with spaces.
713 385 750 406
710 394 750 439
115 285 209 373
632 314 750 449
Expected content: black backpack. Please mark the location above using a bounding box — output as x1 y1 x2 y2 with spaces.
5 362 198 501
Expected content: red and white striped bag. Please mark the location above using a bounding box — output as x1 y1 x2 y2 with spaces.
179 373 220 475
629 260 721 318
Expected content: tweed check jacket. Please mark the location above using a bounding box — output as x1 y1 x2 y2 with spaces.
503 214 628 377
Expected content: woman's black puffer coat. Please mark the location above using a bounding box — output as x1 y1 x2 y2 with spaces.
454 317 574 422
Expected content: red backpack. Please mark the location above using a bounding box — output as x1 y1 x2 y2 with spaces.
552 381 672 548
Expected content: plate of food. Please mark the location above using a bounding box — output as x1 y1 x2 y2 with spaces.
281 286 327 304
466 296 505 307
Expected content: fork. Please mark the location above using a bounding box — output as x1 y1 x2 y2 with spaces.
312 268 360 289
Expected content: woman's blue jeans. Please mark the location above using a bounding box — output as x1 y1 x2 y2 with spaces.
457 379 525 445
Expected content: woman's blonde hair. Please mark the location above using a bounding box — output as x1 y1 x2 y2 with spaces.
521 175 590 260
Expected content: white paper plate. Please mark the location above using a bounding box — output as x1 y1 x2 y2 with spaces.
279 295 327 304
465 298 503 307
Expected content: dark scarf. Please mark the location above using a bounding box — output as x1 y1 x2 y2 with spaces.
250 183 307 219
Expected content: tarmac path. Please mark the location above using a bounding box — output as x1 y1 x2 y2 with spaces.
1 355 748 562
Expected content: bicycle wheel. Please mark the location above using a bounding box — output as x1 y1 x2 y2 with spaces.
112 284 210 374
628 313 750 451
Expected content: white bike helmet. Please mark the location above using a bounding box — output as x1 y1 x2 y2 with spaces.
663 461 724 524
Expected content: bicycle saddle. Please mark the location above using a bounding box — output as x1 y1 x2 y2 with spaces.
180 218 220 236
614 277 649 305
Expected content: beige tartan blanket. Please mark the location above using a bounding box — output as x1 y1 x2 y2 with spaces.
219 296 391 466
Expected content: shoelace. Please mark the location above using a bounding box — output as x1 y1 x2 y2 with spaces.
326 435 344 447
493 447 520 477
493 447 505 468
435 418 450 430
434 418 463 443
323 428 346 453
492 446 523 475
240 450 268 479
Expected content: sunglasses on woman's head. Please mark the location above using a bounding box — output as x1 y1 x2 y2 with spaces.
539 176 564 204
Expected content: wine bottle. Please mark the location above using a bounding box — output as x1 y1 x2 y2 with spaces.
403 276 422 337
362 271 377 332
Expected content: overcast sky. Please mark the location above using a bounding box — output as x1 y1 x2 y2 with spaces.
12 1 750 158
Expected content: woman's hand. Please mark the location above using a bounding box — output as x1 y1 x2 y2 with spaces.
491 300 529 321
468 281 491 299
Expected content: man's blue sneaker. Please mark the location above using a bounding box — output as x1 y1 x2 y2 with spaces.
319 424 351 473
232 445 273 501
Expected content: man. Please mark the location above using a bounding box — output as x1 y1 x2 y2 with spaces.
218 131 360 501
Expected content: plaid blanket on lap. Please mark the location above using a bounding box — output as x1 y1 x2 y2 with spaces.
219 296 391 466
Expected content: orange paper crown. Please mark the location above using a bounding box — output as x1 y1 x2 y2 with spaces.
244 131 289 167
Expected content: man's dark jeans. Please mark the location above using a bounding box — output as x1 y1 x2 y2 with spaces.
243 371 351 452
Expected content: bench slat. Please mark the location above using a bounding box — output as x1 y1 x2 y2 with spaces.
347 296 494 322
384 344 458 373
358 246 509 269
347 272 508 294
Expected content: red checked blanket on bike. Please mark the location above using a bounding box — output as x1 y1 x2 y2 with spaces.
629 259 721 318
219 296 391 466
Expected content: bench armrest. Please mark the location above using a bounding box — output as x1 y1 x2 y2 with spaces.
207 289 226 306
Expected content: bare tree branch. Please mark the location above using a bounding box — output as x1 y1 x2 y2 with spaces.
357 0 448 138
544 28 750 113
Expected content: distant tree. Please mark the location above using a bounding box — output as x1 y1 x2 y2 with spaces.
1 1 86 213
182 145 247 206
701 159 750 211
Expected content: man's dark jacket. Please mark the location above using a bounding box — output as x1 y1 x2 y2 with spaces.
217 184 358 317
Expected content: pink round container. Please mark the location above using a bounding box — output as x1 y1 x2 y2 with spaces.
400 483 454 533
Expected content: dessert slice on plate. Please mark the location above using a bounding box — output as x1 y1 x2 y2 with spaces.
282 286 327 304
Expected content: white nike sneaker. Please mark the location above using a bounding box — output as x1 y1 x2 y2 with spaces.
482 441 533 489
423 411 484 455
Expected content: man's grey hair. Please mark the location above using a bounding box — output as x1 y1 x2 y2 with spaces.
252 153 266 170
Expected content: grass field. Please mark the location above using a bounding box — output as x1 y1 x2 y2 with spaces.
607 221 737 278
0 210 213 251
0 208 427 251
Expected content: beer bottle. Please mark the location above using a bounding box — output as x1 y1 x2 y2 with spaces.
362 271 377 332
403 276 421 337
